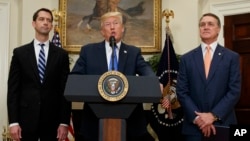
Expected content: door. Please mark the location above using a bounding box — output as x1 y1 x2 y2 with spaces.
224 13 250 124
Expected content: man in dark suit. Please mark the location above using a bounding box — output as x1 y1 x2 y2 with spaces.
7 8 71 141
71 11 155 141
176 13 241 141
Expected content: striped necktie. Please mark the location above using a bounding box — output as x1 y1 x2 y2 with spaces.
109 46 118 71
38 43 46 83
204 46 211 78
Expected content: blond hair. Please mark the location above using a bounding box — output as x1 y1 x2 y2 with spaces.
100 11 123 27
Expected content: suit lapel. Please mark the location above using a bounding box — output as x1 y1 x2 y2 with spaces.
27 41 41 84
207 45 224 82
193 46 207 82
98 41 110 72
43 43 57 82
118 43 128 72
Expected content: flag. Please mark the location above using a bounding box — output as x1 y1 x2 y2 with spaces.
65 114 75 141
52 31 75 141
52 30 62 48
149 27 184 141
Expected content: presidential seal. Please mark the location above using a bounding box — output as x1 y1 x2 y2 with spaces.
151 69 184 127
98 71 129 102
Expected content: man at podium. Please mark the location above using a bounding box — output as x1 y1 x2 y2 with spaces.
71 11 155 141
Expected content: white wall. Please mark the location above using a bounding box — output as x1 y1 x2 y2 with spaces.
162 0 200 55
0 1 10 140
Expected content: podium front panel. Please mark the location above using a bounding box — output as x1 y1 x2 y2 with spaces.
64 74 161 103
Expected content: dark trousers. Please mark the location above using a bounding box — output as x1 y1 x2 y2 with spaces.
184 135 202 141
20 124 58 141
21 133 58 141
79 132 154 141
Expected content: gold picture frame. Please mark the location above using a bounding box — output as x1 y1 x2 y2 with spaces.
59 0 161 54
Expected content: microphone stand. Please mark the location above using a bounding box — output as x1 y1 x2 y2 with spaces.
112 46 115 71
109 36 116 71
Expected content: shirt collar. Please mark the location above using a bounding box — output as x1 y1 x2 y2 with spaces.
201 41 218 53
34 39 49 48
105 40 121 51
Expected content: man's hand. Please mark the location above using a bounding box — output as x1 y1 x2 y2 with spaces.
9 125 22 141
201 124 216 137
195 111 215 128
160 83 164 94
194 111 217 137
57 125 68 141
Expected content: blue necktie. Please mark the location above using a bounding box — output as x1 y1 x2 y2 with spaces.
38 43 46 83
109 46 118 71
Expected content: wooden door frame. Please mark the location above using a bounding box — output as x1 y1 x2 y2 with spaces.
210 0 250 45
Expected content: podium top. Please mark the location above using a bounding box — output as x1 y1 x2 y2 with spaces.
64 74 161 103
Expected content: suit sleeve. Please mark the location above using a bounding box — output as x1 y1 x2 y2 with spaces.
60 50 71 125
7 49 21 124
176 56 200 123
135 48 155 76
211 52 241 121
71 47 86 74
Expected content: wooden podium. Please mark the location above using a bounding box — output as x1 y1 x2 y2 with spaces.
64 74 161 141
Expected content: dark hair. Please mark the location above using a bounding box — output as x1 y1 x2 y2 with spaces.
199 13 221 28
32 8 53 22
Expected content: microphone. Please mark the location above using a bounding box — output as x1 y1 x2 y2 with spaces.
109 36 117 71
109 36 116 47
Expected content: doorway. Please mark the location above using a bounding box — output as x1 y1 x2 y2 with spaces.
224 13 250 124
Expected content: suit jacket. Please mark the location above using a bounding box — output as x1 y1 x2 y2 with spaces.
176 44 241 136
71 41 155 140
7 41 71 136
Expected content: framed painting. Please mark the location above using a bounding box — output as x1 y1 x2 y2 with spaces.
59 0 162 53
